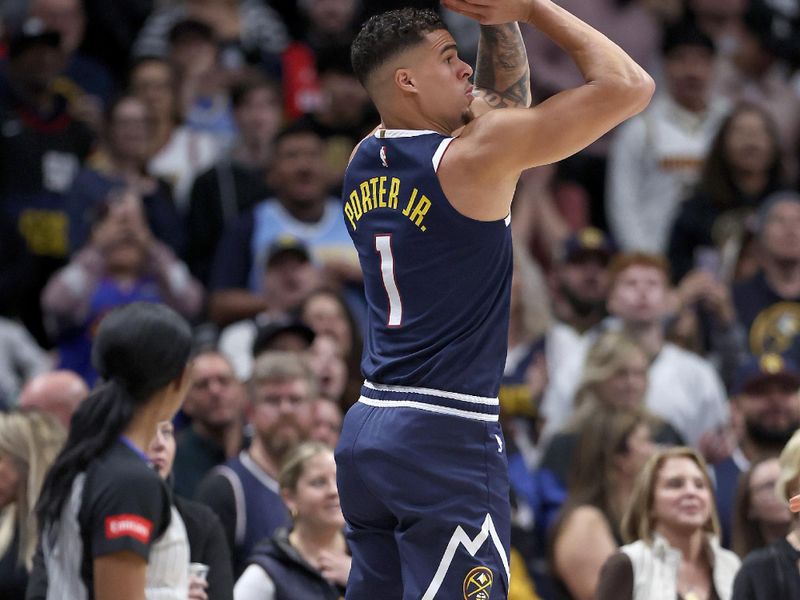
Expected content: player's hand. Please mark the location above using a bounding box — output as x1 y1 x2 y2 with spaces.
791 494 800 513
441 0 537 25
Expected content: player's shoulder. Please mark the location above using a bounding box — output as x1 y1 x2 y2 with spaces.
347 125 382 166
89 443 162 488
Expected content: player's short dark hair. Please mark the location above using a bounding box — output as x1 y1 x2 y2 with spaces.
351 8 446 87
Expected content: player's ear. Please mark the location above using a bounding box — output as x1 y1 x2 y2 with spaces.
394 68 417 94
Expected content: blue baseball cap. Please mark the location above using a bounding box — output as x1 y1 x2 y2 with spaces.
734 353 800 395
560 227 615 264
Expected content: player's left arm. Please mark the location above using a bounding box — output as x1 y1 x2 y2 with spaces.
470 23 532 116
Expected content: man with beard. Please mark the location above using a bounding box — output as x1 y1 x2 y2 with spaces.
541 252 729 447
713 352 800 547
547 227 614 378
173 350 246 498
194 351 317 576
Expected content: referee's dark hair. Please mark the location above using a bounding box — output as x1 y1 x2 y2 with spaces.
37 302 192 525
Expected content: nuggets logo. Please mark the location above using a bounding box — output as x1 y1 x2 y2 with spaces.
463 566 493 600
749 302 800 355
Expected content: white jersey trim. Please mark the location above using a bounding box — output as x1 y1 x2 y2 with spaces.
374 129 440 138
358 396 499 422
363 380 498 405
432 137 455 172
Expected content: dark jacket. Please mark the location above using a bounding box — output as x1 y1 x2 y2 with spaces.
175 495 234 600
247 529 345 600
732 538 800 600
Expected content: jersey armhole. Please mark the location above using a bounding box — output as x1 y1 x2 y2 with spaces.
432 137 455 173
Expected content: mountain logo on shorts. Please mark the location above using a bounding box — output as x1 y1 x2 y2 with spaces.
421 514 509 600
463 566 493 599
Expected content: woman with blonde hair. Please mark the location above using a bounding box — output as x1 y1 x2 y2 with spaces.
0 410 66 599
234 441 349 600
596 447 740 600
549 407 656 600
732 431 800 598
539 331 683 485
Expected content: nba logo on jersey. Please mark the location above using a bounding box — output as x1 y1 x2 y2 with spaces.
380 145 388 168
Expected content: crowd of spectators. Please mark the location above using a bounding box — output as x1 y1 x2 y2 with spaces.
1 0 800 598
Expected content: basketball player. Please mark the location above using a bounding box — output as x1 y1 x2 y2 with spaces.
334 1 655 599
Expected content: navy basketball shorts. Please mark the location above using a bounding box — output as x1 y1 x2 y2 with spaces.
335 381 511 600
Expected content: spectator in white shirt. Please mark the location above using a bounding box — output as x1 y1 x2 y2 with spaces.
607 20 729 253
542 252 730 451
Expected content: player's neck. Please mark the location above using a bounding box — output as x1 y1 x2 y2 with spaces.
380 109 452 136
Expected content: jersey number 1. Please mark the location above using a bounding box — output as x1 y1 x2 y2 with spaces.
375 235 402 327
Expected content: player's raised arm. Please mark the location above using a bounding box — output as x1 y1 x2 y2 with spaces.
470 23 532 114
444 0 655 177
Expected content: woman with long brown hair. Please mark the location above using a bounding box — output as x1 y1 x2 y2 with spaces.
667 102 785 283
549 407 656 600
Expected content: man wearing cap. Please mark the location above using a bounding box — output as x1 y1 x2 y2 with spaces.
542 252 729 448
208 121 360 327
607 19 728 253
0 17 94 344
217 237 319 379
713 352 800 546
733 191 800 365
547 227 614 376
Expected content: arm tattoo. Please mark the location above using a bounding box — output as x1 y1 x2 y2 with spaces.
475 23 532 109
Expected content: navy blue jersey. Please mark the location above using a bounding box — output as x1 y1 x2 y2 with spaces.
343 129 512 397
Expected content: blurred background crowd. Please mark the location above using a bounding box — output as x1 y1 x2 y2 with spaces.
2 0 800 598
